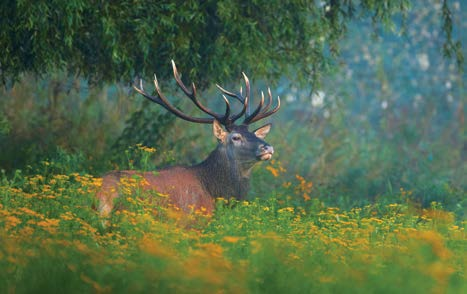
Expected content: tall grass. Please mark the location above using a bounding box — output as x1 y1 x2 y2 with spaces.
0 164 465 293
0 2 465 292
1 73 465 214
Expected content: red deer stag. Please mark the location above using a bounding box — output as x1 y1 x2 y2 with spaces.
97 60 280 218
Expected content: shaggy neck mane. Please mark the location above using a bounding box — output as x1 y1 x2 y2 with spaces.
191 144 252 200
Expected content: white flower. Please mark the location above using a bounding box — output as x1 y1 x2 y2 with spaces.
311 91 325 108
417 53 430 71
381 100 388 109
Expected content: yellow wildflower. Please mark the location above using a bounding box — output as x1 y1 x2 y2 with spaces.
266 165 280 177
36 218 60 234
223 236 244 243
5 215 21 230
18 207 43 218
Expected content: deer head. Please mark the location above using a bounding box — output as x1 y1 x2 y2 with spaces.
133 60 280 165
212 120 273 168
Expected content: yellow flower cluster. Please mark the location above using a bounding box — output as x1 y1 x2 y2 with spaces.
0 171 465 293
136 143 156 154
265 159 286 178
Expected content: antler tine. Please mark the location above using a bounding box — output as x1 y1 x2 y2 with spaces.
242 72 251 104
243 90 265 124
216 84 244 103
261 88 273 113
171 60 227 121
215 72 250 103
230 95 248 123
133 73 212 124
241 72 251 117
246 96 281 124
170 60 190 95
215 72 251 125
221 95 231 119
132 76 164 107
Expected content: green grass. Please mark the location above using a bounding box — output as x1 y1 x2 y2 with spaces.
0 169 465 294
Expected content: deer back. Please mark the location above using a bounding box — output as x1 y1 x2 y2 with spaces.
98 167 214 217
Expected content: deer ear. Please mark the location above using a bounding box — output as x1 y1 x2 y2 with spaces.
253 123 271 139
213 120 227 142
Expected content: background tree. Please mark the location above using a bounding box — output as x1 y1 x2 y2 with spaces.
0 0 464 212
0 0 463 87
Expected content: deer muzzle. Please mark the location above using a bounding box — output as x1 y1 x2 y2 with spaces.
257 144 274 161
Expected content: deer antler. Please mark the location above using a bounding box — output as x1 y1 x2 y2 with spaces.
243 87 281 124
133 60 280 130
217 73 280 126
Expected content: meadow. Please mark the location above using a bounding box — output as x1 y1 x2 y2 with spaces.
0 153 465 293
1 1 465 293
0 64 464 294
0 66 465 293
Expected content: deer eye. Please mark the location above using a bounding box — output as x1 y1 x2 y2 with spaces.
231 134 242 142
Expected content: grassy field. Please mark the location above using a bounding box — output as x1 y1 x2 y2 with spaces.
1 164 465 294
0 2 465 292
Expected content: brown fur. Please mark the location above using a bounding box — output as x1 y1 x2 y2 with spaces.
97 167 215 217
97 121 273 219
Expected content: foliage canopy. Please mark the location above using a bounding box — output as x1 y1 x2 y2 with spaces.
0 0 462 86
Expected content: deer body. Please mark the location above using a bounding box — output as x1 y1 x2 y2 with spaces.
98 167 215 216
97 61 279 218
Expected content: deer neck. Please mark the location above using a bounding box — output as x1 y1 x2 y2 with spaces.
192 145 254 200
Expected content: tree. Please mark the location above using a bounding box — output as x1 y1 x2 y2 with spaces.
0 0 463 87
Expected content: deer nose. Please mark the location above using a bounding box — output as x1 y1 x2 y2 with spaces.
260 144 274 154
257 144 274 161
